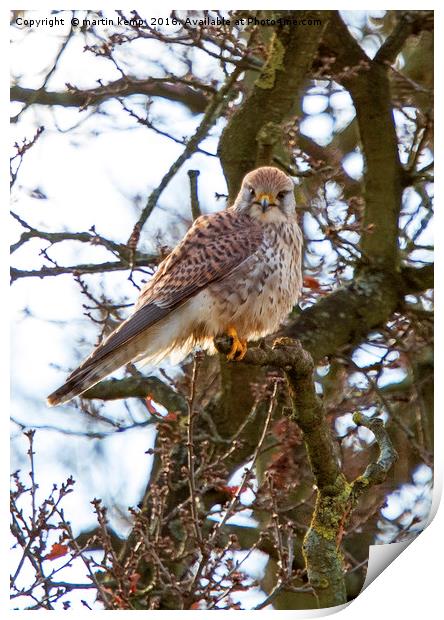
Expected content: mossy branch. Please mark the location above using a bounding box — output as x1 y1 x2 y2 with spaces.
218 11 330 200
283 264 433 364
215 336 397 608
351 412 398 495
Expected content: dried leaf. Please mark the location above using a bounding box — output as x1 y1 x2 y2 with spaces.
45 543 69 561
303 275 321 290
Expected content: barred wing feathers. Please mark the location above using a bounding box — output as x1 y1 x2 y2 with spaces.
47 210 263 406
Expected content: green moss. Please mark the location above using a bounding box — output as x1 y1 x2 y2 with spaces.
352 411 363 425
301 477 350 605
256 34 285 90
257 121 281 146
312 521 336 541
307 475 353 540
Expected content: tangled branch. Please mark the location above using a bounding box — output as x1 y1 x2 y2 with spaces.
215 336 397 607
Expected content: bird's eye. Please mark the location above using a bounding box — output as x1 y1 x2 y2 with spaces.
277 190 289 200
248 187 255 196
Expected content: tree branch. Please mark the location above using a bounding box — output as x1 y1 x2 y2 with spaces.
10 220 129 257
351 412 398 494
130 66 242 237
11 79 210 115
10 255 157 282
187 169 201 221
83 375 187 413
213 337 398 608
401 263 434 293
324 12 402 270
282 263 433 364
219 10 330 200
374 11 433 65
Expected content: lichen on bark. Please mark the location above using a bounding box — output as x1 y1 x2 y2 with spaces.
218 10 329 200
256 33 286 90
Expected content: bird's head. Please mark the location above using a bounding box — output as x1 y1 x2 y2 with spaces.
233 166 296 224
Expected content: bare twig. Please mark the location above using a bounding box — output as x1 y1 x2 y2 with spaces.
186 352 205 545
187 170 201 221
129 66 242 239
10 127 44 188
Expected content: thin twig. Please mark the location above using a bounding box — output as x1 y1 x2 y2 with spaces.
129 66 242 238
187 170 201 221
187 352 204 546
211 380 278 538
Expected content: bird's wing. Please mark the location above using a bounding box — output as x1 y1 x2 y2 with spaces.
69 210 262 374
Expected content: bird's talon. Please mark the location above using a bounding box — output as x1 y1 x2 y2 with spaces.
226 327 247 361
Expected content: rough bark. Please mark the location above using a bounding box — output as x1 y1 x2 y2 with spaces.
218 10 330 200
215 337 397 608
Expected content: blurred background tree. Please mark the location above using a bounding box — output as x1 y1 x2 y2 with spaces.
10 9 433 610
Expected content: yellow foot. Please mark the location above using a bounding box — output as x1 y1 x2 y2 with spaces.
226 326 248 361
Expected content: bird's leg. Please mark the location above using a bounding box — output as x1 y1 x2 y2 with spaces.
226 326 248 361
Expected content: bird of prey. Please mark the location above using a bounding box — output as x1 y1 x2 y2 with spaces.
47 166 303 406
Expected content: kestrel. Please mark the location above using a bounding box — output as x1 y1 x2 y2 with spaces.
47 166 303 406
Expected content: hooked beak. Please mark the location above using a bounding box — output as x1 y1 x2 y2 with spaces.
258 194 271 212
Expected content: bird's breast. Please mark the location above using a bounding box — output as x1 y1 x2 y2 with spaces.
208 221 303 339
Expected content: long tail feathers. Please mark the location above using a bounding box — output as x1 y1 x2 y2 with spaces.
47 304 197 407
46 350 132 407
